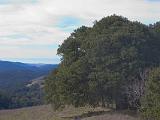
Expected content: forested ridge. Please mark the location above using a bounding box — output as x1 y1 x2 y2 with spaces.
45 15 160 119
0 61 57 109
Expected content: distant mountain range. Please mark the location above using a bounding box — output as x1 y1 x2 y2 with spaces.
0 60 58 92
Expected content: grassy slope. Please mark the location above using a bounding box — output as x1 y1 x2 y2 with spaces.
0 105 139 120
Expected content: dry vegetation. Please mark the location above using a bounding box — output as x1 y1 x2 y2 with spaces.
0 105 139 120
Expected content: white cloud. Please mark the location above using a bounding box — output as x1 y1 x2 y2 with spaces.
0 46 57 58
0 0 160 63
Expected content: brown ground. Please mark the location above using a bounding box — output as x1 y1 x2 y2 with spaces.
0 105 139 120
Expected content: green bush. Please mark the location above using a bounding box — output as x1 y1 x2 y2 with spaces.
141 68 160 120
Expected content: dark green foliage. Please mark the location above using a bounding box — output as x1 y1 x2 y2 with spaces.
150 22 160 34
45 15 160 111
0 84 44 109
0 91 12 109
141 68 160 120
45 69 63 110
10 84 44 109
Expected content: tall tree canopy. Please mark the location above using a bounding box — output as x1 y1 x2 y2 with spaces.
45 15 160 110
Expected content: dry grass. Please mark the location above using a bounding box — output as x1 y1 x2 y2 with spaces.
0 105 139 120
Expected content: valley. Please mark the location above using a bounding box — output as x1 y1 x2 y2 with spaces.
0 60 58 109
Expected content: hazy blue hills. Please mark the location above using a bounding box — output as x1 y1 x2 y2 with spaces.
0 60 58 92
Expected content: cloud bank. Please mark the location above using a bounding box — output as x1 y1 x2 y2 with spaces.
0 0 160 63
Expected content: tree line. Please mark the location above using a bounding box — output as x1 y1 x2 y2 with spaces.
0 84 44 110
45 15 160 119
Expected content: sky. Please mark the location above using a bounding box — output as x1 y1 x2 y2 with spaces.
0 0 160 64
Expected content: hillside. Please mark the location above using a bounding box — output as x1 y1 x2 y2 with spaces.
0 60 58 92
0 105 139 120
0 60 58 109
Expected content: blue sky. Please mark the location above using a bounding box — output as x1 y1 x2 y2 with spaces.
56 16 82 32
0 0 160 64
57 17 81 29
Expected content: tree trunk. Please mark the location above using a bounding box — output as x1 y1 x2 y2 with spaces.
115 100 128 110
101 96 106 108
